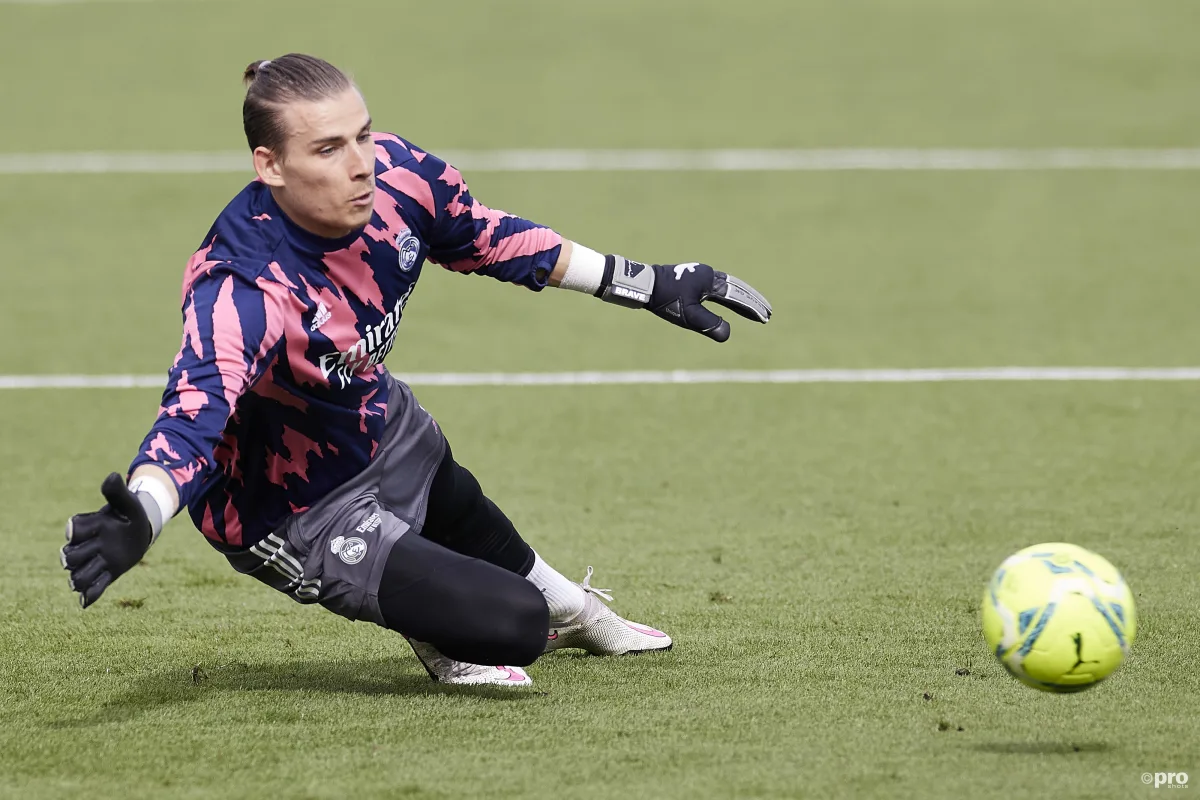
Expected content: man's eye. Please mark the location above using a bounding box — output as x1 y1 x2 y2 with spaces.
357 132 371 143
319 146 336 156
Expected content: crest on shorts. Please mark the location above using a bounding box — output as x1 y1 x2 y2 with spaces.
330 535 368 565
396 230 420 272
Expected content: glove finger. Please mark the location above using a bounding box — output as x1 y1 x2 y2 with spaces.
68 555 109 594
65 512 108 544
61 536 103 569
704 319 731 343
682 303 731 343
710 272 772 323
80 571 113 609
100 472 141 521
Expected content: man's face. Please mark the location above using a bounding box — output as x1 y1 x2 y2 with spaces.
256 88 376 239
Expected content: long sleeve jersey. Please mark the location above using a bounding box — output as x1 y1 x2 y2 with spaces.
129 133 563 548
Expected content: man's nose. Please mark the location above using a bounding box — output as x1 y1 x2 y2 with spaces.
349 144 372 179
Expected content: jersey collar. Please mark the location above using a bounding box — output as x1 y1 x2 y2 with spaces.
262 189 365 255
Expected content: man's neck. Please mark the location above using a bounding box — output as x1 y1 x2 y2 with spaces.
270 188 353 240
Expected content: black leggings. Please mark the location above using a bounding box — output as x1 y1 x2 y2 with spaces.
376 445 547 666
420 444 536 577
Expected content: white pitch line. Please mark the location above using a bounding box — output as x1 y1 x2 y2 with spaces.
0 0 195 4
4 368 1200 391
6 149 1200 175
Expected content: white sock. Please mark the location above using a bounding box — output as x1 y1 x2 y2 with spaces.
527 552 586 622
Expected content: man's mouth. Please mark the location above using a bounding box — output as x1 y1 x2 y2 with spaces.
350 188 374 207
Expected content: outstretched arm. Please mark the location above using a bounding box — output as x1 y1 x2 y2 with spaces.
61 267 285 608
377 137 772 339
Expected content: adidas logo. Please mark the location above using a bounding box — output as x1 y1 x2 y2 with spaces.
310 301 331 331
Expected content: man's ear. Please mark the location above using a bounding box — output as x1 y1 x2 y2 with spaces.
253 146 285 187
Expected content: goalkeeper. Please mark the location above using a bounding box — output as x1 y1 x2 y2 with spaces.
60 54 771 687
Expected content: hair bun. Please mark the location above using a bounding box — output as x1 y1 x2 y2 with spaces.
242 60 270 85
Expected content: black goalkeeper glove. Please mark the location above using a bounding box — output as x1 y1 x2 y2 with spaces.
595 257 771 342
61 473 157 608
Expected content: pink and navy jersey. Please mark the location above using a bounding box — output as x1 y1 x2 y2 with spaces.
129 133 562 548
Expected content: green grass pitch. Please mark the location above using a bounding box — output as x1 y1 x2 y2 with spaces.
2 1 1199 798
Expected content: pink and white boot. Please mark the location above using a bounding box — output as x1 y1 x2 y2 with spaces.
408 639 532 687
544 567 673 656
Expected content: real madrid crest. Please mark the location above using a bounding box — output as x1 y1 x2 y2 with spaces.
396 230 420 273
330 535 368 565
